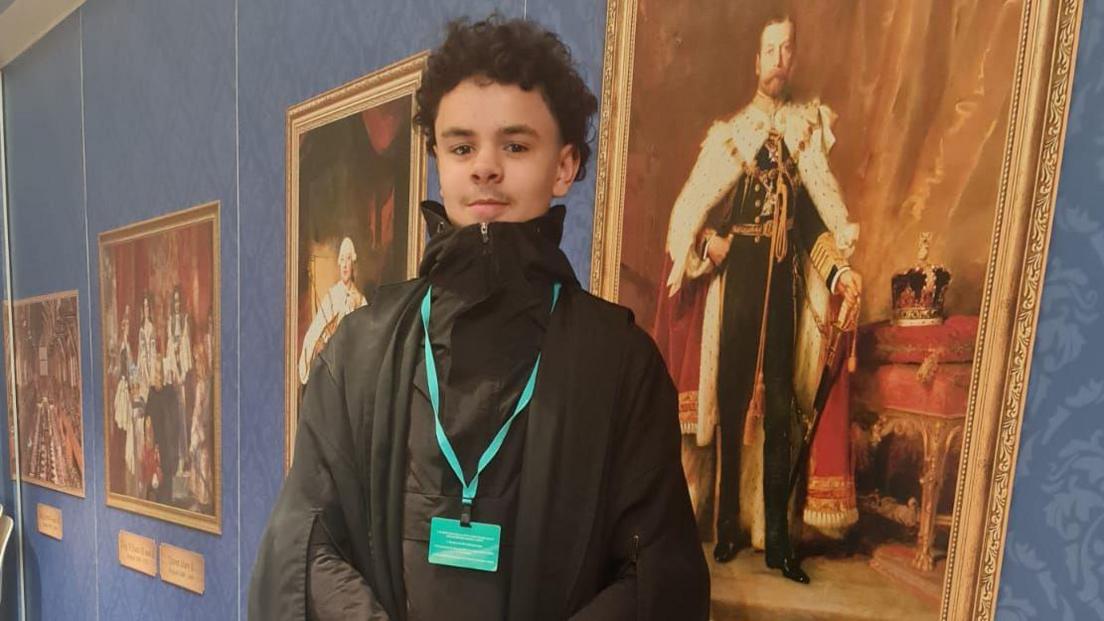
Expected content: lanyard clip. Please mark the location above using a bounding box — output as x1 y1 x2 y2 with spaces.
460 499 473 528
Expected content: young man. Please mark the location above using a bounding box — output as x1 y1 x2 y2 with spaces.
250 16 709 621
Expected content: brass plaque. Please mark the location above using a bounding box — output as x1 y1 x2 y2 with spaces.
117 530 157 576
36 503 63 540
159 543 205 594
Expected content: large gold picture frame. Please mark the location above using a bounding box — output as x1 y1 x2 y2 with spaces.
284 52 429 469
3 290 86 498
591 1 1082 619
100 201 221 534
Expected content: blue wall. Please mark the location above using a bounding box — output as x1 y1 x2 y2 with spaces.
2 14 96 621
0 0 1101 619
80 0 240 617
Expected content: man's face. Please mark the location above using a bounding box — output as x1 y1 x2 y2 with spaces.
434 78 580 227
756 20 795 98
338 251 354 284
337 254 351 282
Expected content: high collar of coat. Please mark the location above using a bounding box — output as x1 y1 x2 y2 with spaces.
417 200 579 297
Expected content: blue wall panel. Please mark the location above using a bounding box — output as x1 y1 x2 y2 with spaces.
2 13 97 621
0 61 20 621
79 0 239 617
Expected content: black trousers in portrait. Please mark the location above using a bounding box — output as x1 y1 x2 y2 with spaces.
714 235 797 564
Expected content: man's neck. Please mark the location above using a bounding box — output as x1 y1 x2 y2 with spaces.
753 89 786 114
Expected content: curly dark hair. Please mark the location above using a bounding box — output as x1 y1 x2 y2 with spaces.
414 15 598 181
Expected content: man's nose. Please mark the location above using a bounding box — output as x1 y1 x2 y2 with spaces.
471 149 503 183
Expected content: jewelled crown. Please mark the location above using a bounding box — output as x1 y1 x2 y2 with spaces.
891 233 952 327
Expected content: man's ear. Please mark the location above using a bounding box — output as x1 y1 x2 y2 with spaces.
551 144 582 198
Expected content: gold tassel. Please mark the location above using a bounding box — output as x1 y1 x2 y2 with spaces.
743 371 765 445
743 182 788 446
847 299 860 373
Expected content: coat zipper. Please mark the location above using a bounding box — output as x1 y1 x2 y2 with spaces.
480 221 494 286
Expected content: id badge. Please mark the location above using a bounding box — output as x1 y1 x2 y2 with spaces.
427 516 501 572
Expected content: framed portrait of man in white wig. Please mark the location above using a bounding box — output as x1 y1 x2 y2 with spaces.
284 52 428 470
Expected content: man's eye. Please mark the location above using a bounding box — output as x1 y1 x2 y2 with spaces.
505 143 528 153
450 145 473 156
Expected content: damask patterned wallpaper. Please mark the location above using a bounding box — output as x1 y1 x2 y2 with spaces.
0 0 1100 619
996 1 1104 618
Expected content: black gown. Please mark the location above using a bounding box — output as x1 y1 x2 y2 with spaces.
711 132 843 563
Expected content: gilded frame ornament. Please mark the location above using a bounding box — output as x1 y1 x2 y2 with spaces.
590 1 1083 619
284 52 429 470
99 201 221 535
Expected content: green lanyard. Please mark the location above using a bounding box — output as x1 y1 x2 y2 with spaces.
419 282 562 525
